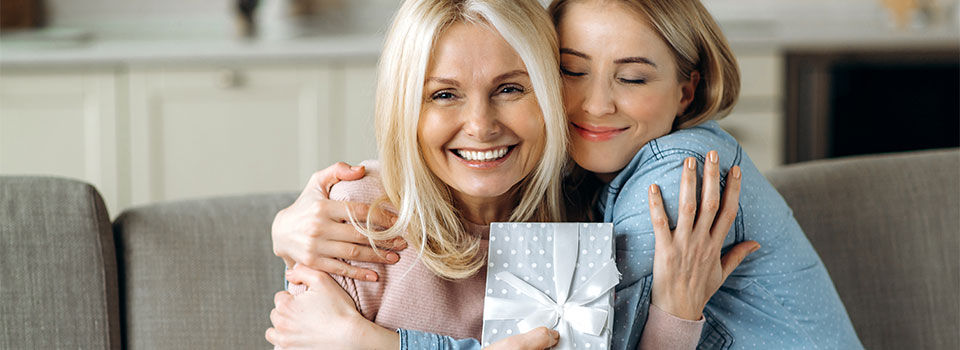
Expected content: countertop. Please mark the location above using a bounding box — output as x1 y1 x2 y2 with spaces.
1 17 957 68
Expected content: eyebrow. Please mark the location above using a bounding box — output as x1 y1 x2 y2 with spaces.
560 48 657 68
425 69 529 86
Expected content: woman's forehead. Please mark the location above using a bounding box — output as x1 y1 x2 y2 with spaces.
426 21 527 82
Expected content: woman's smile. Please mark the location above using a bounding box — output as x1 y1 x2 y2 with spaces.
449 145 517 169
570 122 629 142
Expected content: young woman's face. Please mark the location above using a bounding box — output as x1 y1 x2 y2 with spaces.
419 22 545 205
558 1 696 180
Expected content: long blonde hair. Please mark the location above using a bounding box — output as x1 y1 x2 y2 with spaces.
357 0 568 280
549 0 741 129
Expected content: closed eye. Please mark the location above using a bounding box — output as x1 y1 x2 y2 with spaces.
560 67 585 77
618 77 646 85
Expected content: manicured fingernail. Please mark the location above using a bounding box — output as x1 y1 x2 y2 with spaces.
750 244 761 253
732 166 741 179
685 157 695 169
709 151 718 163
551 330 560 338
365 272 378 282
649 184 659 194
386 252 400 263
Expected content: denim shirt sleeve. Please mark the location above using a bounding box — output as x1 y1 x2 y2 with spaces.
604 150 713 349
397 328 481 350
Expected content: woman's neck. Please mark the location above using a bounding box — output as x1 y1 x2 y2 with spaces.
453 190 518 225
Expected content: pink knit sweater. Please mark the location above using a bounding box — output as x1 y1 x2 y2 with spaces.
289 161 703 349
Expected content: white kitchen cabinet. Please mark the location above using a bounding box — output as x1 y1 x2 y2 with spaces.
1 62 380 215
0 70 122 214
127 64 359 207
335 63 379 165
717 50 784 172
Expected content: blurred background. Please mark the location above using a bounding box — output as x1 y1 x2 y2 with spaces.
1 0 958 217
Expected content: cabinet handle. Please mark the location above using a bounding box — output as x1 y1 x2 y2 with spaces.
218 69 245 89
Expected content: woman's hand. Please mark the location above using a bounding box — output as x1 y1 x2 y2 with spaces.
484 327 560 350
272 162 404 282
647 150 761 321
265 265 400 350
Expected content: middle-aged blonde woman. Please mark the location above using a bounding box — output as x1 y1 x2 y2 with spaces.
265 0 753 349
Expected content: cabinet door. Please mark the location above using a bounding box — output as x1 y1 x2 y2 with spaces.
336 63 379 165
127 66 335 206
718 51 783 172
0 71 121 214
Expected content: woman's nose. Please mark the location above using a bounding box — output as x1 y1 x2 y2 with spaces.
462 100 502 141
582 78 616 117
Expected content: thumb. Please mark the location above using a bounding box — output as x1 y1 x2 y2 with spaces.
286 264 334 291
720 241 760 281
308 162 366 194
517 327 560 350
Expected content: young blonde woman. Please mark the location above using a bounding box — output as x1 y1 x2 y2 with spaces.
266 0 754 349
550 0 862 348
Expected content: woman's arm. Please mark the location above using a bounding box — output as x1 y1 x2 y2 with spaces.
268 265 558 350
637 150 758 349
272 162 404 282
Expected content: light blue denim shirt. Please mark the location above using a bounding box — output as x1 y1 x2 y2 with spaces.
399 121 863 349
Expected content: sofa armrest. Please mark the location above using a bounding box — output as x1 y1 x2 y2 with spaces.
766 148 959 350
0 176 121 350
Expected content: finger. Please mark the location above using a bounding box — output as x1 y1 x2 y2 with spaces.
647 184 673 245
265 327 279 346
720 240 760 280
711 165 742 245
288 264 337 290
675 157 699 238
336 201 398 233
309 162 365 195
274 291 292 307
315 240 399 265
305 255 384 282
318 201 402 249
518 327 560 349
695 151 721 234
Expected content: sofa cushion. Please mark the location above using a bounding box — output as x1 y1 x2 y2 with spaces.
0 176 121 349
113 193 295 349
766 148 959 350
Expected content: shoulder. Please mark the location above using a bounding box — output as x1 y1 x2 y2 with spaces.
609 121 742 191
329 160 385 204
649 121 740 161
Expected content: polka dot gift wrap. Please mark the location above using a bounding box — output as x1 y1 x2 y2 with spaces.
482 222 619 350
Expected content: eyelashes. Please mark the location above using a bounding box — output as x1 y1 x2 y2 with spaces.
427 83 526 102
561 66 649 85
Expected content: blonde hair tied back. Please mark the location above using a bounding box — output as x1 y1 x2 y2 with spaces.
549 0 741 129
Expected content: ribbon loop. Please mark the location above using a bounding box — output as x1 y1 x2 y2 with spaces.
483 223 619 349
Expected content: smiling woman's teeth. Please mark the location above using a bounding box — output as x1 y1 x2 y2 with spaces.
455 147 509 162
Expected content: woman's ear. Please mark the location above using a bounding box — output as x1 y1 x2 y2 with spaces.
677 71 701 116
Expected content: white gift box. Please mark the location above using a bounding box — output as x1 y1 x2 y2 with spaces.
482 222 618 350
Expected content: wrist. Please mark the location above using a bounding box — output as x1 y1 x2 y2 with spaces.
351 316 398 350
651 299 704 321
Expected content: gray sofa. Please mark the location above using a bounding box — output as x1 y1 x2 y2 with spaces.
2 149 957 349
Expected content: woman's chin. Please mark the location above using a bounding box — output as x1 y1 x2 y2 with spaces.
572 151 627 175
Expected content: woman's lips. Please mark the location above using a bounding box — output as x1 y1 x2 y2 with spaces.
449 145 516 169
571 122 628 142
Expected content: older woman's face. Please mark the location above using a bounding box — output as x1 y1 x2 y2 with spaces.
419 22 545 204
558 1 697 180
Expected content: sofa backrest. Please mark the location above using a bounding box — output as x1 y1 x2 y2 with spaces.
766 148 960 350
112 193 295 349
0 176 122 349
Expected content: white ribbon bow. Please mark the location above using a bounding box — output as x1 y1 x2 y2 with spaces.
484 225 619 349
